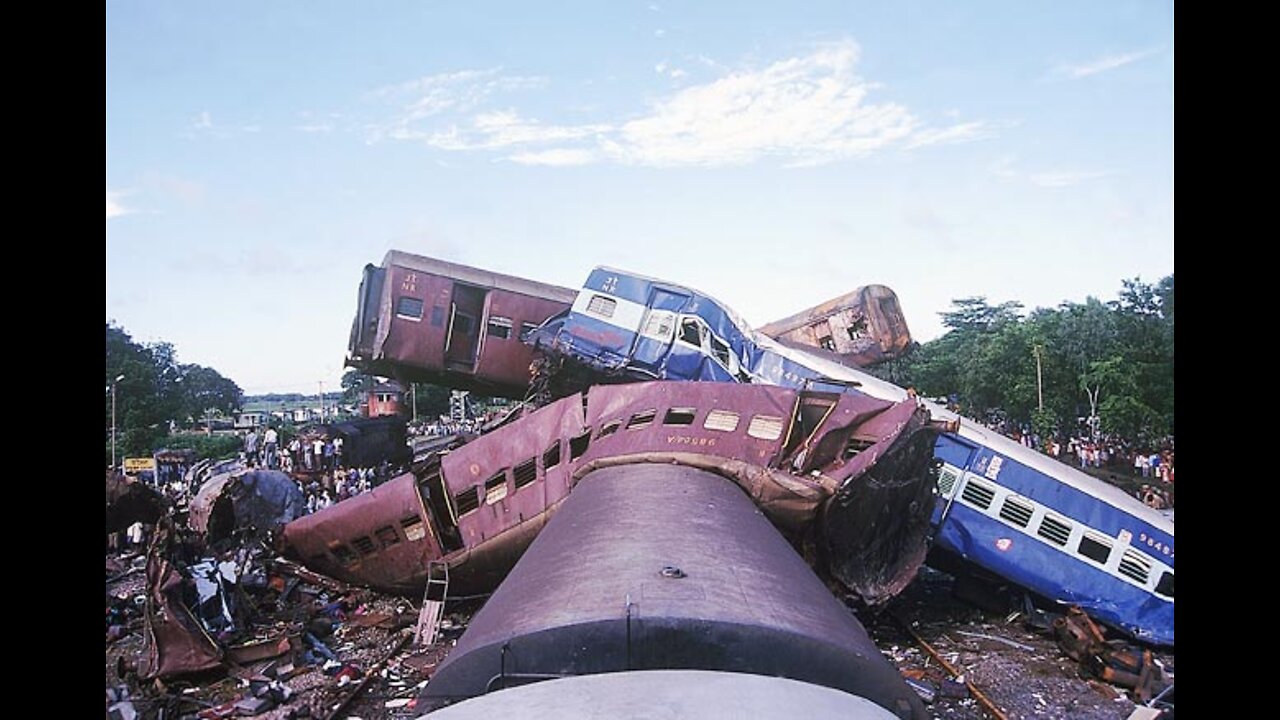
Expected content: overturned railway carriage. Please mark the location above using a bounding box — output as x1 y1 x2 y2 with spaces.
420 464 927 719
757 284 913 367
282 380 941 605
529 266 1175 646
347 250 576 398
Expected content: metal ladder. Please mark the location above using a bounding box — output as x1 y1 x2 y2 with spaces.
415 560 450 647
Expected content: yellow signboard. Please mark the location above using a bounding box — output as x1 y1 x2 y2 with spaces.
123 457 157 474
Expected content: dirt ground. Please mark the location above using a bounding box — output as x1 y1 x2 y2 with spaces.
106 550 1171 720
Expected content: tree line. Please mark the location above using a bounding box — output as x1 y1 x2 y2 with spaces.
106 322 243 465
868 275 1174 446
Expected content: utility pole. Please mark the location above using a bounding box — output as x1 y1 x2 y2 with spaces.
319 381 325 423
110 374 125 469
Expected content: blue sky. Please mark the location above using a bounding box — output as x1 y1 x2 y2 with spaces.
106 1 1173 396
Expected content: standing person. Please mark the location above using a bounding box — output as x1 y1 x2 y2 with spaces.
333 436 344 468
312 437 325 473
1148 451 1161 480
244 428 259 466
323 438 335 473
263 426 279 470
1133 451 1144 477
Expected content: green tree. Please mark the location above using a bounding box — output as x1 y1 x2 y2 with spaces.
105 322 243 466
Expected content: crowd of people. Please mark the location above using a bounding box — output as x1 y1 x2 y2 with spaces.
974 415 1175 510
239 426 405 517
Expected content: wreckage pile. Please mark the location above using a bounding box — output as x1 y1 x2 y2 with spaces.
862 567 1174 720
105 527 474 720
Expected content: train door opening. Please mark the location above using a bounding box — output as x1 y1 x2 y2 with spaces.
445 284 487 371
629 287 690 374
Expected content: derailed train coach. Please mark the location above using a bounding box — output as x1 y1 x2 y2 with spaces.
346 250 577 397
282 379 943 606
528 265 1174 647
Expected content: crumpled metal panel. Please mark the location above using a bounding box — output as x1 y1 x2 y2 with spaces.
188 469 306 540
137 527 224 679
442 393 585 496
281 473 439 595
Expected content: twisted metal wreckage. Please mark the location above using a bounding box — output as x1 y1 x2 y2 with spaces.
107 250 1172 718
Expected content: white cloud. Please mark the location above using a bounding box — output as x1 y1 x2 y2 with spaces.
107 190 132 219
296 123 333 133
990 156 1111 187
904 121 990 149
1028 170 1112 187
508 148 597 166
375 40 989 167
187 111 264 138
1056 49 1158 79
426 110 612 151
367 68 547 142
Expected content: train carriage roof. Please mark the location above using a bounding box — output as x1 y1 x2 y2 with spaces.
384 250 578 303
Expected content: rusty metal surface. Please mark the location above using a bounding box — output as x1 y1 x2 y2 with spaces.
358 251 576 398
188 468 306 541
281 474 440 595
759 285 913 367
284 380 939 604
423 464 927 720
138 525 224 679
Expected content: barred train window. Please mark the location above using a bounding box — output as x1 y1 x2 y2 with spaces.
487 316 513 339
396 296 424 320
586 295 616 318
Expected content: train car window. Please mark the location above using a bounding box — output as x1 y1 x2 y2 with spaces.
642 311 675 340
431 306 446 327
663 408 697 426
937 466 960 497
679 317 704 346
1037 514 1072 546
487 316 513 339
710 336 731 366
747 415 784 441
542 440 562 470
400 515 426 542
520 322 539 342
586 295 616 319
396 296 424 320
513 458 538 489
1155 570 1174 598
1118 548 1151 585
329 543 358 566
455 487 481 516
375 526 401 549
819 335 835 351
484 471 509 505
704 410 740 432
998 496 1034 527
1078 531 1113 565
626 410 657 430
961 478 995 510
597 420 621 439
352 536 378 556
569 431 591 459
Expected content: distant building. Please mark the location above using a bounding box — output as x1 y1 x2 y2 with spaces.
366 382 405 418
234 411 269 430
